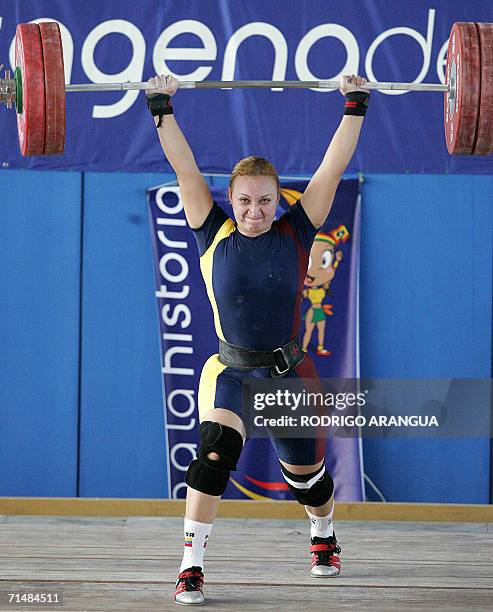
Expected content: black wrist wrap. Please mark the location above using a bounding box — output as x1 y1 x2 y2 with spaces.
344 91 370 116
146 93 173 127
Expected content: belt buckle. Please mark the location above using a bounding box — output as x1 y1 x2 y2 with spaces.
273 347 289 375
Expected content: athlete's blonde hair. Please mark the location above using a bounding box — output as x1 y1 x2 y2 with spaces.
229 156 280 195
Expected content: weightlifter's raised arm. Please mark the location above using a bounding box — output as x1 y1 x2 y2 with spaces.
301 75 369 228
146 75 213 228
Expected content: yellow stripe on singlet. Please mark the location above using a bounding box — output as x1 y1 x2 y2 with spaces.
200 218 236 341
198 354 227 421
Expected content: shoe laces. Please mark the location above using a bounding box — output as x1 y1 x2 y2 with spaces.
176 566 204 591
310 536 341 566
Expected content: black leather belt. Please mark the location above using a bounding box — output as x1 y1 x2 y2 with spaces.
218 337 305 376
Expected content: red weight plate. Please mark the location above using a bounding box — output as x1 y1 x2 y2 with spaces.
39 22 66 155
444 22 481 155
15 24 45 156
473 23 493 155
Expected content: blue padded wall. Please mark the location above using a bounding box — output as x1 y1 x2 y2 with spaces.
0 169 491 502
0 170 81 496
360 174 492 503
78 172 169 497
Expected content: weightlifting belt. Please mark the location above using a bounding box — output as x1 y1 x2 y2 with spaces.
218 337 304 376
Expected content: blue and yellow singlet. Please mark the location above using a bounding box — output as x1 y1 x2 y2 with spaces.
192 200 318 351
191 200 325 464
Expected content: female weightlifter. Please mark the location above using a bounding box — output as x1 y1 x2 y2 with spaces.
145 73 369 606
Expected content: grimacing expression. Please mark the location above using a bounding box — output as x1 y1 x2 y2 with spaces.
228 175 279 237
305 240 336 287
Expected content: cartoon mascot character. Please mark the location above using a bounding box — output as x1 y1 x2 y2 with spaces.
302 226 349 356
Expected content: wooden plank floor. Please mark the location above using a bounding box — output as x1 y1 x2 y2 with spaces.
0 515 492 611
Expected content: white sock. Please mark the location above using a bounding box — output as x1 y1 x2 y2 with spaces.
179 518 213 572
305 503 334 539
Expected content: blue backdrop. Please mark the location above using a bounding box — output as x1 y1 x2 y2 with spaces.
0 169 491 502
1 0 493 174
0 0 491 504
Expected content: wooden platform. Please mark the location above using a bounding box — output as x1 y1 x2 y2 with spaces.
2 498 493 523
1 515 492 611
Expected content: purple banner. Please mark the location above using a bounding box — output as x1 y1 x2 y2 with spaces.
1 1 492 174
147 178 363 500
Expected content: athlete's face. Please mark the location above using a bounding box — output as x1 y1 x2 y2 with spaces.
229 175 279 237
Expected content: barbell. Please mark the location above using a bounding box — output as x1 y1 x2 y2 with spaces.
1 21 492 157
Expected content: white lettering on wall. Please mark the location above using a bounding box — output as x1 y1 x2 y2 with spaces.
9 9 449 116
365 9 436 95
81 19 145 117
222 22 288 91
153 20 217 81
295 24 359 92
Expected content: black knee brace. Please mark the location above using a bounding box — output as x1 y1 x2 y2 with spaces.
185 421 244 496
280 461 334 507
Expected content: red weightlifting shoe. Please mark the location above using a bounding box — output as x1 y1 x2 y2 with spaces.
310 535 341 577
174 566 205 606
316 347 332 357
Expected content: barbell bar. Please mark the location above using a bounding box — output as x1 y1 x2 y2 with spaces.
2 20 492 157
63 80 449 92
